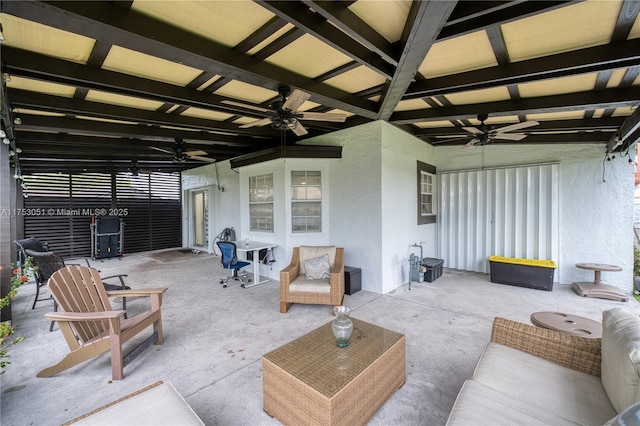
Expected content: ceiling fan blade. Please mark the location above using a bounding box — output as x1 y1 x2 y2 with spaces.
239 117 273 128
282 89 311 111
493 133 528 141
462 126 484 135
290 121 308 136
184 149 208 156
188 155 216 163
492 120 539 133
221 100 271 113
432 137 472 145
463 138 480 148
298 112 347 122
149 146 174 155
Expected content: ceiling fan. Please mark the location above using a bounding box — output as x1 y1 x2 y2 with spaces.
222 86 347 136
150 138 216 163
128 160 153 176
460 114 539 147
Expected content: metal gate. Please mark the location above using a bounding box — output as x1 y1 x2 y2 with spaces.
438 163 559 274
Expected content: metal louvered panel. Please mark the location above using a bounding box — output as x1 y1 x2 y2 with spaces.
22 172 181 258
438 164 559 274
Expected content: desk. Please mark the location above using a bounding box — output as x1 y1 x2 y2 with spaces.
234 241 277 288
571 263 628 302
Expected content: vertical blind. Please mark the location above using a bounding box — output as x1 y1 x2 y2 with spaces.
438 163 559 273
22 172 181 258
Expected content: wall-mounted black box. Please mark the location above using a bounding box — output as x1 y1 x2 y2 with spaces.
344 266 361 295
421 257 444 282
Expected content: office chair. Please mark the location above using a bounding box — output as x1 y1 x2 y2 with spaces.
216 241 251 288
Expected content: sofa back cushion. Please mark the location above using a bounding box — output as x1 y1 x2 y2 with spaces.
601 308 640 413
298 246 336 275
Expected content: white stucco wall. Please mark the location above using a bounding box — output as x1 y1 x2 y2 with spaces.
182 161 241 253
436 143 636 293
306 121 384 292
380 123 437 294
308 121 437 293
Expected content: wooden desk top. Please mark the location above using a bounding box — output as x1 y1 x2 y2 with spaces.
575 263 622 272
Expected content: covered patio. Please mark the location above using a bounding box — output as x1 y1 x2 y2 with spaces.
1 248 638 425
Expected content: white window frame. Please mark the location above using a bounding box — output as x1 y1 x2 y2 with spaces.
420 170 435 217
249 173 274 232
291 170 322 233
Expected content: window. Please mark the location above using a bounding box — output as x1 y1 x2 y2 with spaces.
420 171 434 216
249 173 274 232
417 161 437 225
291 171 322 232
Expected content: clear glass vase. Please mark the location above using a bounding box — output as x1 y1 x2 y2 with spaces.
332 306 353 347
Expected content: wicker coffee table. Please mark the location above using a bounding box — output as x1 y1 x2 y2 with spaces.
263 318 406 426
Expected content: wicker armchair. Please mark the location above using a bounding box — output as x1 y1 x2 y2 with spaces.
280 246 345 313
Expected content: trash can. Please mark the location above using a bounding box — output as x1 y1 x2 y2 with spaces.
421 257 444 282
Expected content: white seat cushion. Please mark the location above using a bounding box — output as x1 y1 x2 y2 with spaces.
70 382 203 425
289 275 331 293
601 308 640 413
472 342 616 425
446 380 580 425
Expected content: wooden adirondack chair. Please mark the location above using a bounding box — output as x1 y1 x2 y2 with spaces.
37 265 167 380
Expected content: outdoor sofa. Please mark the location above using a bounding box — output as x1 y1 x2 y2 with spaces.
446 308 640 425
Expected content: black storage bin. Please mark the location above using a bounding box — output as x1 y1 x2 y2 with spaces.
421 257 444 282
344 266 361 295
489 256 556 291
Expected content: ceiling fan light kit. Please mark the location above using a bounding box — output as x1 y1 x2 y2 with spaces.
149 138 216 164
236 86 346 136
461 114 539 147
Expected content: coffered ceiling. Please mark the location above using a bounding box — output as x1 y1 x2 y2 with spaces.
1 1 639 174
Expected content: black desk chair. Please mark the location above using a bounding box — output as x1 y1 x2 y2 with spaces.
216 241 251 288
15 237 50 309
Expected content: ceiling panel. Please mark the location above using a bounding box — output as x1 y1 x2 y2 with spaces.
518 73 599 98
7 76 76 98
502 0 622 62
131 0 275 48
527 111 587 121
180 107 235 122
395 99 431 112
630 12 640 39
102 46 203 86
213 80 278 104
418 30 498 78
263 33 353 79
444 86 511 106
85 90 165 111
414 120 456 129
0 13 94 64
12 108 65 117
348 0 411 43
324 65 387 93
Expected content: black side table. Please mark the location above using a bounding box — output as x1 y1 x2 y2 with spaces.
344 266 361 295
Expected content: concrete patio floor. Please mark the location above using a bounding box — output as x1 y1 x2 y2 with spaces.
1 248 639 425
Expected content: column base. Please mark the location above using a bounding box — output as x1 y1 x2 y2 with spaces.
571 282 628 302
